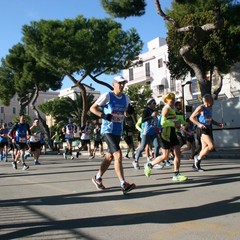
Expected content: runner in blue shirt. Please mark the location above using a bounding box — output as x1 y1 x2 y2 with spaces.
90 76 136 195
0 123 9 161
190 94 223 171
9 114 31 170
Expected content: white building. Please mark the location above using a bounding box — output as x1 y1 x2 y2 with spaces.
123 37 240 147
46 84 101 129
58 83 100 100
123 37 187 104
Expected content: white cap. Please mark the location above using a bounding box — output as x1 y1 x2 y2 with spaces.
112 76 128 83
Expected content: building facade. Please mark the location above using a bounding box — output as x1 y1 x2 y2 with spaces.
0 91 59 127
123 37 240 147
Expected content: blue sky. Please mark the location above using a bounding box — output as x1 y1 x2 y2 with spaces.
0 0 172 93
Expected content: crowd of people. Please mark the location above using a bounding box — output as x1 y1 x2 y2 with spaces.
0 75 223 195
0 115 46 170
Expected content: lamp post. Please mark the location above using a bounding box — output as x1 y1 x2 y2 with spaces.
181 80 192 120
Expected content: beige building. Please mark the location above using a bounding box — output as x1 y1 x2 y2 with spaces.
0 91 59 127
0 83 101 129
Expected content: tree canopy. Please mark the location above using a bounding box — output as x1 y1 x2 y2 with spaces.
124 84 152 118
22 15 143 123
101 0 240 98
38 93 97 128
0 43 62 109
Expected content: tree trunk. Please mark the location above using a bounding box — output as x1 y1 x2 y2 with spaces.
155 0 223 99
29 87 53 150
67 74 88 126
212 66 223 99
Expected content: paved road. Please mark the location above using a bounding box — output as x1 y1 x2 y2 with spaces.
0 154 239 240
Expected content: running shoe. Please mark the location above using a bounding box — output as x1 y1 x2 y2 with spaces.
164 160 173 166
144 163 152 177
34 160 41 165
125 154 130 159
71 156 74 160
153 163 163 169
147 157 153 163
193 156 205 172
89 156 94 160
24 153 30 160
172 173 188 182
12 161 17 170
22 164 29 171
121 182 136 195
192 163 205 172
132 161 140 169
92 176 105 190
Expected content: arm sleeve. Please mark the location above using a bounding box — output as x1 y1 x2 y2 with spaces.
135 118 142 132
95 92 110 107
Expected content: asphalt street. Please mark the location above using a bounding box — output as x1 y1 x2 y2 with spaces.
0 153 240 240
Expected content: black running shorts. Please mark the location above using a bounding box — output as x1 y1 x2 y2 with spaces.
30 141 41 151
103 134 121 154
160 127 180 149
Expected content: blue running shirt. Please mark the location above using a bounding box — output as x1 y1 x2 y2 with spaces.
198 105 212 128
96 92 130 136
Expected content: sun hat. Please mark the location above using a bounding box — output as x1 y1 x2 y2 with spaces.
112 76 128 84
147 98 156 105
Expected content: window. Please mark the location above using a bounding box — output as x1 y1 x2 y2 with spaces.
129 68 134 81
158 58 163 68
1 107 4 113
13 107 16 115
158 85 165 95
145 62 150 77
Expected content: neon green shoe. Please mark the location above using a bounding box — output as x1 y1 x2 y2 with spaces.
172 173 188 182
144 163 152 177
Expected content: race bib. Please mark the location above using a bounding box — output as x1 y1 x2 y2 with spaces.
19 137 26 143
66 133 74 139
206 115 212 125
112 111 124 122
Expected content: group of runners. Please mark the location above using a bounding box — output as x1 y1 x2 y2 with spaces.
0 115 45 170
0 75 223 195
89 76 223 194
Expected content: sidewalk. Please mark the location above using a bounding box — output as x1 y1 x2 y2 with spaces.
54 146 240 159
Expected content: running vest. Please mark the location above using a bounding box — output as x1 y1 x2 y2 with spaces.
94 128 102 141
161 106 177 126
15 123 28 143
101 91 127 136
198 105 212 128
0 128 9 142
65 124 76 139
161 106 177 142
141 109 158 135
80 125 91 140
30 126 41 142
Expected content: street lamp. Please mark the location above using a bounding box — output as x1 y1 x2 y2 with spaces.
181 80 192 120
